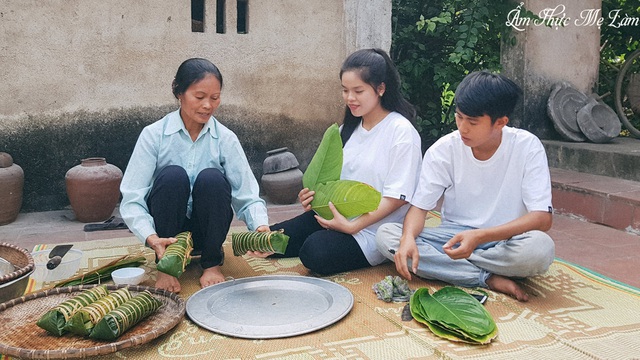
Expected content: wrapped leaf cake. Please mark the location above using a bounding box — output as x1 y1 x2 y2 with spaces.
157 231 193 278
231 230 289 256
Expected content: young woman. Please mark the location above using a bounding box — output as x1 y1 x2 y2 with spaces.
120 58 270 293
252 48 423 275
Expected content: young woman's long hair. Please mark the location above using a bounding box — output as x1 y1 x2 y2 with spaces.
339 48 416 145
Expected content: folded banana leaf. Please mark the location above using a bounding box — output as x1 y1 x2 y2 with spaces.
302 123 382 220
231 230 290 256
36 285 109 336
410 287 498 344
90 290 163 341
156 231 193 278
64 287 132 336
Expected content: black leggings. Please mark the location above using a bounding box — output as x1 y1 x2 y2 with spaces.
269 211 371 275
147 165 233 269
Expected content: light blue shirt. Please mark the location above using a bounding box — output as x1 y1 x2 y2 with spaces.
119 109 269 243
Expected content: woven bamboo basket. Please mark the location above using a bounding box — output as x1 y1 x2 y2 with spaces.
0 242 34 285
0 284 185 359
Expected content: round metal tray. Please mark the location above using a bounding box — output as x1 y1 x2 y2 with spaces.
186 275 354 339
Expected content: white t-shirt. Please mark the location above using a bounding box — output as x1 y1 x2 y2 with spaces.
412 126 552 229
341 111 422 265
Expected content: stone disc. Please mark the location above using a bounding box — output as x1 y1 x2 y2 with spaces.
547 82 588 142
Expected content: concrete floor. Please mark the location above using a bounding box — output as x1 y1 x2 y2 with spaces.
1 197 638 289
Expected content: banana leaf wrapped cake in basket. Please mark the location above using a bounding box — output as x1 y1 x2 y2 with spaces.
90 290 163 340
64 287 132 336
36 285 109 336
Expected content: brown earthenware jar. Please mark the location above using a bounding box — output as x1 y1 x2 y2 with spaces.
261 148 303 204
65 157 123 223
0 152 24 225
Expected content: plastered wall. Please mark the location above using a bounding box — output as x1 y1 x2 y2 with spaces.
0 0 392 211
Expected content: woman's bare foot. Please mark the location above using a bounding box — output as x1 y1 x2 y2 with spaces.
486 274 529 302
200 266 225 288
156 271 181 293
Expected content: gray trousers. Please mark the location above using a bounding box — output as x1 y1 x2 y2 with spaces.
375 221 555 288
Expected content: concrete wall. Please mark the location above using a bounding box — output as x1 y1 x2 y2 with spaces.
0 0 392 212
501 0 601 139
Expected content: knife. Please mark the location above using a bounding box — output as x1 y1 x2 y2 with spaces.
46 244 73 270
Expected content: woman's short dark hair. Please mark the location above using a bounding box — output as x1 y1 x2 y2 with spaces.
454 71 522 122
172 58 223 99
339 48 416 145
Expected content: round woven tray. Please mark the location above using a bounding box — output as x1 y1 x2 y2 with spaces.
0 284 185 359
0 242 35 285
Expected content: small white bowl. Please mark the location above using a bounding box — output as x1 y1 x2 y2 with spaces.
111 267 145 285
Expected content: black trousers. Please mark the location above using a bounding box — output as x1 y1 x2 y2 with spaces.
269 211 371 275
147 165 233 269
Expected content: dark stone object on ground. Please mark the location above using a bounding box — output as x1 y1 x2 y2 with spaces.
576 100 621 143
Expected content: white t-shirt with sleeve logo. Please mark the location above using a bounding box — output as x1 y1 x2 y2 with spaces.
412 126 552 229
341 111 422 265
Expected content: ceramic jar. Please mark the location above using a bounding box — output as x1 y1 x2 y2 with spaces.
0 152 24 225
65 157 123 223
261 148 303 204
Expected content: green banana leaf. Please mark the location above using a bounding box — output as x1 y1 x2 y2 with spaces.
425 287 497 336
302 123 342 189
311 180 382 220
410 287 498 344
410 288 469 342
430 319 490 343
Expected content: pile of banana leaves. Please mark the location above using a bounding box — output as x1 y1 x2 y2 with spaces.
410 287 498 344
53 254 147 288
303 124 381 220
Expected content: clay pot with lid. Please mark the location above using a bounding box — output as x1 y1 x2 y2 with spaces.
261 147 303 204
0 152 24 225
65 157 123 223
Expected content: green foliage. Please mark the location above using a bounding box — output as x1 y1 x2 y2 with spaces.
597 0 640 115
392 0 638 145
391 0 515 148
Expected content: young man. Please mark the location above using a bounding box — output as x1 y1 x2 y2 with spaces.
375 71 554 302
